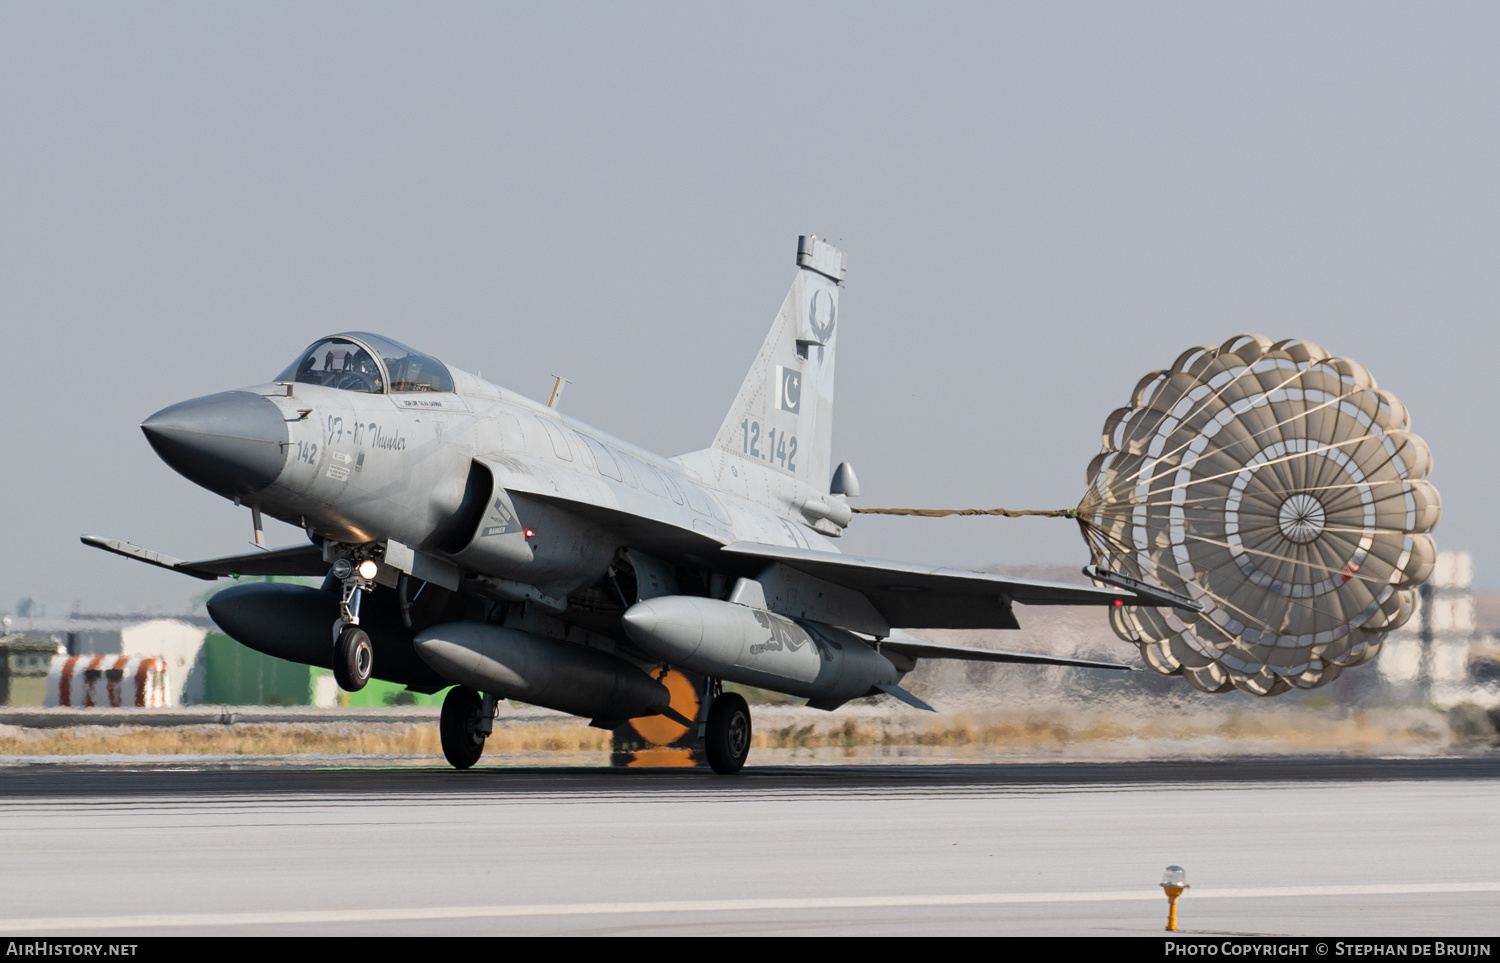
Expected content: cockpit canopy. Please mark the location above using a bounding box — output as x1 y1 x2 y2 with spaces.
275 333 455 394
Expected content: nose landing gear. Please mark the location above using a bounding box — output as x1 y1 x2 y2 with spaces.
330 555 378 692
333 625 373 691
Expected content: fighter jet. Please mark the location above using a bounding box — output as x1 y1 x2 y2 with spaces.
84 236 1192 774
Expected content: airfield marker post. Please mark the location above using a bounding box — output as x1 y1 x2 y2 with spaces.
1160 865 1189 931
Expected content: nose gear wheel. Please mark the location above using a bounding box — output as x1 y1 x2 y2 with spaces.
333 625 373 692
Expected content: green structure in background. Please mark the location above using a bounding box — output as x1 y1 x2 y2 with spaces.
203 633 311 705
202 633 446 707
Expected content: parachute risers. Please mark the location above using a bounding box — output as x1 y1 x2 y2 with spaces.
413 623 672 723
621 595 900 711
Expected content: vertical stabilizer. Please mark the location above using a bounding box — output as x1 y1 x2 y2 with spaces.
710 236 846 491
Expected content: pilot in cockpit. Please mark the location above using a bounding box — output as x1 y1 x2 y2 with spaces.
343 348 383 392
277 334 452 394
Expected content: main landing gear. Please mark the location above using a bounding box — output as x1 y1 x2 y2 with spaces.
441 686 497 770
705 690 751 775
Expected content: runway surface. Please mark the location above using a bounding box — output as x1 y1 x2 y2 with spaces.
2 757 1498 936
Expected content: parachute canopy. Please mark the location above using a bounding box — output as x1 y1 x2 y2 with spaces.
1079 335 1439 696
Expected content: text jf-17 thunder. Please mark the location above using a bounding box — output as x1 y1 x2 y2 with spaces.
85 236 1188 773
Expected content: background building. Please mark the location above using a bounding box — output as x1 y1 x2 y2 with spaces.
0 609 442 707
1378 552 1499 708
1 614 210 705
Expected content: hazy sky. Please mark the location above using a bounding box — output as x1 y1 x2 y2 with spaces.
2 3 1496 614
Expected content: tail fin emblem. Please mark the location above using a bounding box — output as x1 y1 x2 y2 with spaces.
807 290 837 361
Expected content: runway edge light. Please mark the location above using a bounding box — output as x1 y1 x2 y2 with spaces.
1160 865 1189 931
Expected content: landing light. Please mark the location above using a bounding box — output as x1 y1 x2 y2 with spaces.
357 560 379 580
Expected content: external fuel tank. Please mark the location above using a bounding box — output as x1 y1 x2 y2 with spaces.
414 622 671 722
621 595 898 709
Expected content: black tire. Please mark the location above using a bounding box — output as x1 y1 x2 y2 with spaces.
440 686 487 770
705 691 751 775
332 625 373 692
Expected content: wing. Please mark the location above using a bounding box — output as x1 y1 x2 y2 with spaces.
81 536 328 579
719 541 1146 630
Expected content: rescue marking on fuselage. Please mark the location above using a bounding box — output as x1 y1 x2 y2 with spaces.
480 498 521 537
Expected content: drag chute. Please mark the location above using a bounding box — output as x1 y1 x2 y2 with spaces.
1078 335 1439 695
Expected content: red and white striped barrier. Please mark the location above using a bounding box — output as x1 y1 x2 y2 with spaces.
45 655 171 708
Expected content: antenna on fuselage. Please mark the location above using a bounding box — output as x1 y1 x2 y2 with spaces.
249 505 268 551
548 375 571 410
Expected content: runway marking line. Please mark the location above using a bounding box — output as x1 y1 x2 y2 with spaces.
5 883 1500 931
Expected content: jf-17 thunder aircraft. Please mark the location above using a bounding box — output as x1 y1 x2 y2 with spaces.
85 236 1193 773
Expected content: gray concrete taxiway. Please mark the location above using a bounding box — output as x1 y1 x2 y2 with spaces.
0 758 1497 936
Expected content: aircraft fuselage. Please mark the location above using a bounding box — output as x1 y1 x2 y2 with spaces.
145 366 839 603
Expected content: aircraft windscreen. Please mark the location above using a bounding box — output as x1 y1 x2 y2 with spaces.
275 334 455 394
352 333 455 393
276 338 386 394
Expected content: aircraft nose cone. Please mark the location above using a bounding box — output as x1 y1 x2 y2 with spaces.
142 391 288 497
